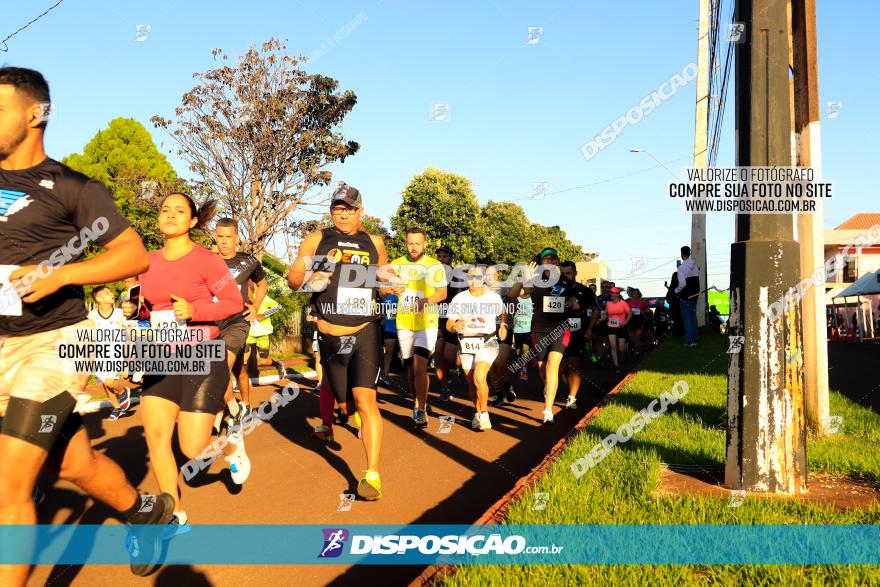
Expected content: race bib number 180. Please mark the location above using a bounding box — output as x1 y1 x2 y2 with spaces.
543 296 564 313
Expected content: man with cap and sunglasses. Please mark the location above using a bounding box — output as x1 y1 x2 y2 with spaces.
288 182 388 500
509 247 579 424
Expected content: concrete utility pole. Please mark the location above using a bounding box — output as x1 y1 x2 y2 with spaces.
790 0 830 435
725 0 807 494
692 0 711 327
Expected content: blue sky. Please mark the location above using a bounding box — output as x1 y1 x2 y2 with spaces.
2 0 873 295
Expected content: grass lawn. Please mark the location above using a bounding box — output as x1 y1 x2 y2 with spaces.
445 333 880 586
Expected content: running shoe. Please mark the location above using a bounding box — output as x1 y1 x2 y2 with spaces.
378 373 393 387
488 393 504 408
542 408 555 424
126 492 175 577
438 386 451 402
413 410 428 428
565 396 577 410
478 412 492 431
471 413 481 429
163 511 190 540
505 385 517 404
225 433 251 485
336 408 349 425
107 406 127 421
274 360 286 379
357 470 382 501
118 387 132 411
311 424 334 442
353 411 362 439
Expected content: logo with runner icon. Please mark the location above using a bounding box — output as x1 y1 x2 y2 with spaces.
39 415 57 433
319 528 349 558
0 189 33 222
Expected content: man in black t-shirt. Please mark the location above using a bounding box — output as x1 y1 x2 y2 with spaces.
214 218 277 422
559 261 599 410
0 67 174 582
433 245 461 401
509 247 578 424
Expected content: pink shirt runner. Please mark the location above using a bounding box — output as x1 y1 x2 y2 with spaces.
138 244 243 338
605 300 630 327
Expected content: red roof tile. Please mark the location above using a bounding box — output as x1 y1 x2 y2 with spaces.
834 213 880 230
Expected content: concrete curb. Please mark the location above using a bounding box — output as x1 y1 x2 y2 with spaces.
410 357 648 587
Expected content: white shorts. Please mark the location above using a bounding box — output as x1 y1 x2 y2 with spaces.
459 339 500 371
397 328 438 360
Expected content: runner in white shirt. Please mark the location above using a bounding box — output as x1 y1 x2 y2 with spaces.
87 286 133 420
445 266 508 431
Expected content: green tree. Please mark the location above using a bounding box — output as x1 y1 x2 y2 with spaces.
151 38 359 260
62 117 180 252
528 223 583 262
482 201 535 265
389 168 489 262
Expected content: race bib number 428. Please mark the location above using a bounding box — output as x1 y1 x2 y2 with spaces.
150 309 186 330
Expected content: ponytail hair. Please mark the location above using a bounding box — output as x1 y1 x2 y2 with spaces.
162 192 218 232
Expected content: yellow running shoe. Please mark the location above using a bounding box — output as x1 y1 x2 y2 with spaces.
353 412 362 430
357 470 382 501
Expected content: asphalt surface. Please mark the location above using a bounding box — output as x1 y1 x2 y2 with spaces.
26 354 631 587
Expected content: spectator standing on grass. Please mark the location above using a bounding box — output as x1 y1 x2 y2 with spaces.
675 246 700 347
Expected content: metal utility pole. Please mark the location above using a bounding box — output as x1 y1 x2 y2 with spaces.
692 0 711 327
725 0 807 494
790 0 830 435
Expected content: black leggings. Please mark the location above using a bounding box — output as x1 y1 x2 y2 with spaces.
317 321 382 404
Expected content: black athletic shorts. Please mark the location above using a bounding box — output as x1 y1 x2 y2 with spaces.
564 331 586 359
606 326 628 338
0 395 84 453
217 315 250 357
383 329 398 341
628 316 645 331
530 329 570 362
513 332 531 348
141 347 229 414
317 321 382 403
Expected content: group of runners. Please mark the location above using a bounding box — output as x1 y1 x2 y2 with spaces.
0 67 655 585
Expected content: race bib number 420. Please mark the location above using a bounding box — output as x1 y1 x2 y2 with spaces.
337 287 371 316
543 296 564 313
150 310 186 330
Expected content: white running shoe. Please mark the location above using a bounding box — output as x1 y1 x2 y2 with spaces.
542 408 554 424
479 412 492 431
471 413 481 430
225 433 251 484
565 396 577 410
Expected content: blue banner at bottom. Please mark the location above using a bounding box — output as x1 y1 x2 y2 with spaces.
0 524 878 565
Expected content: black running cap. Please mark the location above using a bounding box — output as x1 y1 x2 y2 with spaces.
331 183 362 209
436 244 453 256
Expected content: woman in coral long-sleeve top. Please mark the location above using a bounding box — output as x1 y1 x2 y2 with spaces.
123 192 244 533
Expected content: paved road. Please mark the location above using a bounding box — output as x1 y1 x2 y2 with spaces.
27 357 630 587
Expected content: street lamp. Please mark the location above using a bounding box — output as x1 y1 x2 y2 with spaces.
629 147 679 179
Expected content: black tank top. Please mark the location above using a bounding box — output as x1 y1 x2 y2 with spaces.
311 227 380 327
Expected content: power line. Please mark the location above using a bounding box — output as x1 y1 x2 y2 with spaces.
1 0 66 52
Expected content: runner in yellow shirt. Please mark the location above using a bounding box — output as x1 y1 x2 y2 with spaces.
387 227 447 428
